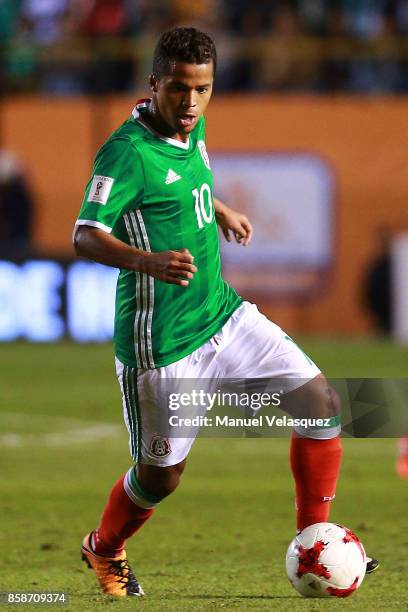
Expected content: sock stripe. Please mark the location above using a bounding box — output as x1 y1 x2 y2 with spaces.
294 413 342 440
129 466 162 504
327 415 341 427
124 467 161 509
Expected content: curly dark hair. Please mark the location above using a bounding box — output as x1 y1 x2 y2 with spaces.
152 27 217 78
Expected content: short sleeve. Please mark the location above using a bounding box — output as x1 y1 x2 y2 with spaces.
75 138 144 234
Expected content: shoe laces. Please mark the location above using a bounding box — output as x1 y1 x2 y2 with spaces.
107 558 140 592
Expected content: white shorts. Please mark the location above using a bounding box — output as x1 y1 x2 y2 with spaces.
115 301 321 466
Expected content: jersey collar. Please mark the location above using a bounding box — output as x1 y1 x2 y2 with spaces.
132 100 190 150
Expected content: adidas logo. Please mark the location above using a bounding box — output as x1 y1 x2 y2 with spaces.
165 168 181 184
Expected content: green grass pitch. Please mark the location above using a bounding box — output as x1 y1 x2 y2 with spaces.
1 338 408 611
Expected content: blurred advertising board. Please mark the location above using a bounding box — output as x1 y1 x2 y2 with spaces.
0 260 117 342
212 153 335 296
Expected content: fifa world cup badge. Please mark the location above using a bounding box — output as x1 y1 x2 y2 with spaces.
87 175 114 205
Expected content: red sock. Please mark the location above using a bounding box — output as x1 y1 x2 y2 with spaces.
399 436 408 457
290 433 342 531
396 436 408 479
92 474 154 557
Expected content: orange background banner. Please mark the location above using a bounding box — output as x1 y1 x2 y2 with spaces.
2 95 407 335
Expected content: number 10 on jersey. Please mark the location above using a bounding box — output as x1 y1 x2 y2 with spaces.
192 183 214 228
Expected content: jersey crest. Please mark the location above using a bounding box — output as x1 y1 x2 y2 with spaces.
150 435 171 458
198 140 211 170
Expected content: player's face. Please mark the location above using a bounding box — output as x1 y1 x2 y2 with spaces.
151 61 214 141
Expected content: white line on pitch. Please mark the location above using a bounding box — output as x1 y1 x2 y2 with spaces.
0 412 123 447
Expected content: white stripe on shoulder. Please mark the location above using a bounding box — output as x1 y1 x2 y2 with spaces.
75 219 112 233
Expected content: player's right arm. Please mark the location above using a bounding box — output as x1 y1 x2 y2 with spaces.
73 226 196 286
74 138 196 286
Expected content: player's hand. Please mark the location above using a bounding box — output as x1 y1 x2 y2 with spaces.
141 248 197 286
215 204 253 246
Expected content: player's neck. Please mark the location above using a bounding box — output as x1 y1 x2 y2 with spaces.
143 99 188 144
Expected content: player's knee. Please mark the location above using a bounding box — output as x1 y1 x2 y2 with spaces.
282 374 341 421
290 375 342 439
317 382 341 420
303 375 341 420
137 460 186 499
327 385 341 417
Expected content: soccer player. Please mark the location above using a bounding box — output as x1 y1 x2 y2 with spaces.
73 27 378 597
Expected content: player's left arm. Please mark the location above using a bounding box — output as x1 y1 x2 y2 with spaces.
214 196 253 246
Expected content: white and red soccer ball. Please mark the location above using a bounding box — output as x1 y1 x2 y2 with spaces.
286 522 366 598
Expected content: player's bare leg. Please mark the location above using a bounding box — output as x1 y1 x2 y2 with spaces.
81 460 186 596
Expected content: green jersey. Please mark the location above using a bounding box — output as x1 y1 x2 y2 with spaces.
76 100 242 368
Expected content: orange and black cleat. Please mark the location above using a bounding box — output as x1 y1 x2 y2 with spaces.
81 532 144 597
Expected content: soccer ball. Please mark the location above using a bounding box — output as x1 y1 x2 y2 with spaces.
286 522 366 598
